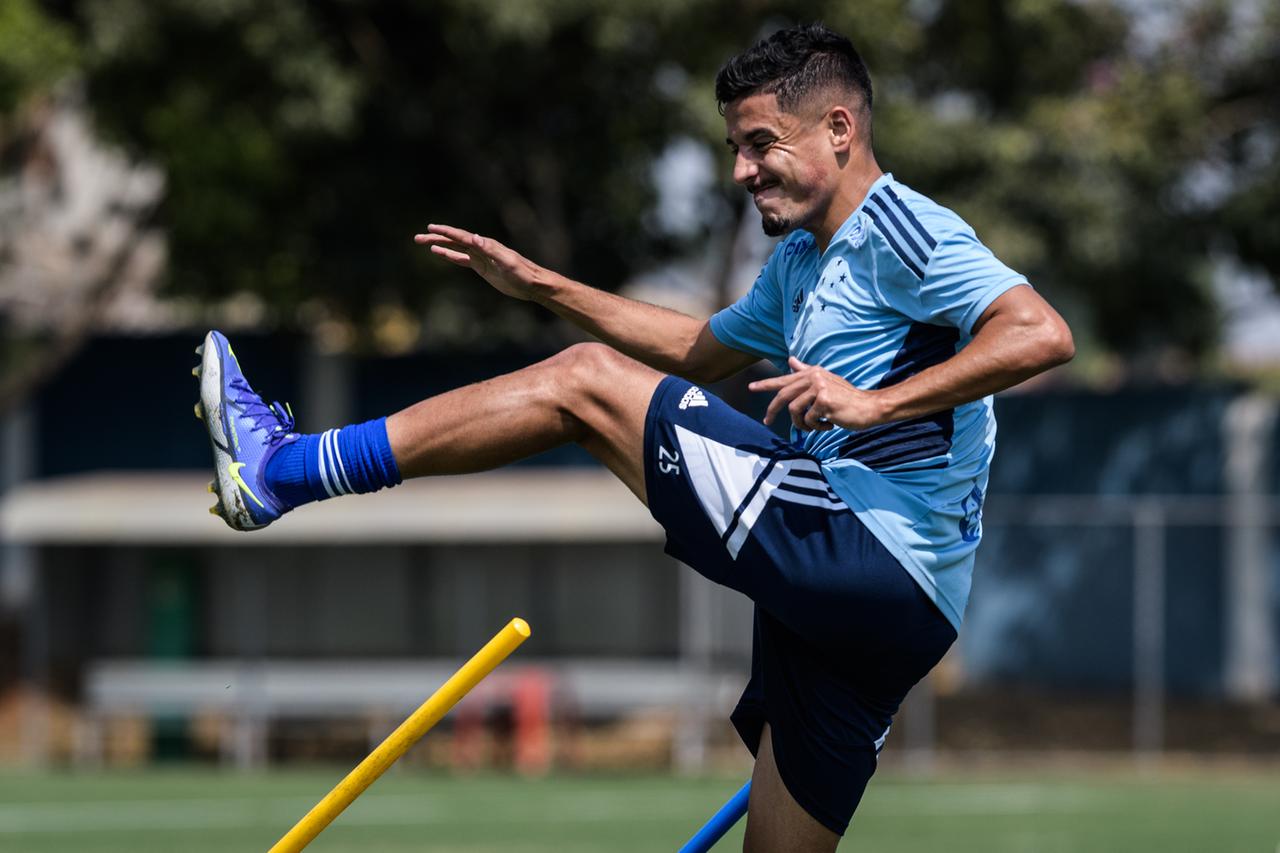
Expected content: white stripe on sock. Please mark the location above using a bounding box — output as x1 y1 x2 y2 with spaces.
330 428 355 494
316 430 338 498
325 429 348 495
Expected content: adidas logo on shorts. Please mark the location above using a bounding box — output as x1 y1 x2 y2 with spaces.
679 386 708 410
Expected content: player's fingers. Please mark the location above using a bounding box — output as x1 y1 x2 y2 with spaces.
468 232 499 253
426 224 503 257
787 356 812 372
762 379 809 425
748 372 800 392
788 388 818 431
803 394 833 431
424 223 478 244
417 234 476 257
429 245 474 266
415 232 467 247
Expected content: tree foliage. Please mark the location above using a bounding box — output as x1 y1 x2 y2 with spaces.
11 0 1280 366
0 0 77 114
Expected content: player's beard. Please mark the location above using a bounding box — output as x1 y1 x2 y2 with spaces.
760 212 792 236
750 178 795 236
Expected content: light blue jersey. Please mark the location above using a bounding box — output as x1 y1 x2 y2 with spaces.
709 173 1026 629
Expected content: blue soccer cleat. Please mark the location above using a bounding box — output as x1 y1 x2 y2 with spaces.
194 330 297 530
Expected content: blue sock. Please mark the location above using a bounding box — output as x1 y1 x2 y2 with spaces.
265 417 402 508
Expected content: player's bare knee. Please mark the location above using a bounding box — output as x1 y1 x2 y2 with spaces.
548 342 645 412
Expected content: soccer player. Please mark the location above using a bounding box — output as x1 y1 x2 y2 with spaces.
196 23 1072 852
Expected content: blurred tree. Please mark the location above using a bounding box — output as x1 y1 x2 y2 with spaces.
890 0 1280 374
0 0 76 112
13 0 1280 371
50 0 706 350
1209 3 1280 296
0 0 163 414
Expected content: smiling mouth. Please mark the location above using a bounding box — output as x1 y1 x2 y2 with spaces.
751 183 781 202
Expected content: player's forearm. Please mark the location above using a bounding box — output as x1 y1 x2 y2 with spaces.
873 313 1074 424
418 225 713 375
527 269 706 375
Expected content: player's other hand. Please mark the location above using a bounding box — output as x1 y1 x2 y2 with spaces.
414 225 542 301
749 357 887 432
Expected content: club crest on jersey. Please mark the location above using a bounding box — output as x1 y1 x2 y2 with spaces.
848 213 869 248
791 289 803 314
678 386 709 410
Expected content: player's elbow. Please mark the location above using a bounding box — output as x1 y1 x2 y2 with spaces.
1005 299 1074 372
1036 316 1075 370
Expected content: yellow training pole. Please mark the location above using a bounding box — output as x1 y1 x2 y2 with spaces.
268 617 532 853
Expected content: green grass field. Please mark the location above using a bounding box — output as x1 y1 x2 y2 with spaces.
0 767 1276 852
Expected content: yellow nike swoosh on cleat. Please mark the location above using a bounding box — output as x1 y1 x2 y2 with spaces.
228 462 265 509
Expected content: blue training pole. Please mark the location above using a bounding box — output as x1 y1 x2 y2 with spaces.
679 780 752 853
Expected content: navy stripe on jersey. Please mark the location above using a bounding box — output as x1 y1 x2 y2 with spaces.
840 323 959 470
865 188 939 280
882 187 937 250
868 195 929 267
878 323 960 388
864 207 925 278
839 417 953 469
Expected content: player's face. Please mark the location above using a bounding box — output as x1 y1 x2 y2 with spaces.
724 93 836 237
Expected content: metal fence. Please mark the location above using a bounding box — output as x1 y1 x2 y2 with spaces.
892 493 1279 767
3 492 1277 770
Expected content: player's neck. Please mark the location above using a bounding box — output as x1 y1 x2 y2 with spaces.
810 158 883 253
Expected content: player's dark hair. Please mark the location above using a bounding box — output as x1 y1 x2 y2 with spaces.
715 22 873 129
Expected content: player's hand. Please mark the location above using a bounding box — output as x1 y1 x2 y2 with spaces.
414 224 541 301
749 357 887 432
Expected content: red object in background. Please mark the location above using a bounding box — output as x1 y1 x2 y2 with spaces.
448 668 553 774
512 669 552 775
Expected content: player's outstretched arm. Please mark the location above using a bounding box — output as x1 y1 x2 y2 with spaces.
750 284 1074 432
416 224 757 384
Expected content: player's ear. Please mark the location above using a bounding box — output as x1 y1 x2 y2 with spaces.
827 105 855 154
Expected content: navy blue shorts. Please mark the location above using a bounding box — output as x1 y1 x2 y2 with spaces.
643 376 956 835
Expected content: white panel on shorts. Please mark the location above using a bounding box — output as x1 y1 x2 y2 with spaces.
724 461 791 558
675 426 851 559
674 424 770 538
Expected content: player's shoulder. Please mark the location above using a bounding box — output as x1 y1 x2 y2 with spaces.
879 179 971 236
862 175 976 278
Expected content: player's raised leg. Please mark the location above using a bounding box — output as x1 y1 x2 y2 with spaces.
195 332 662 531
385 342 659 500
